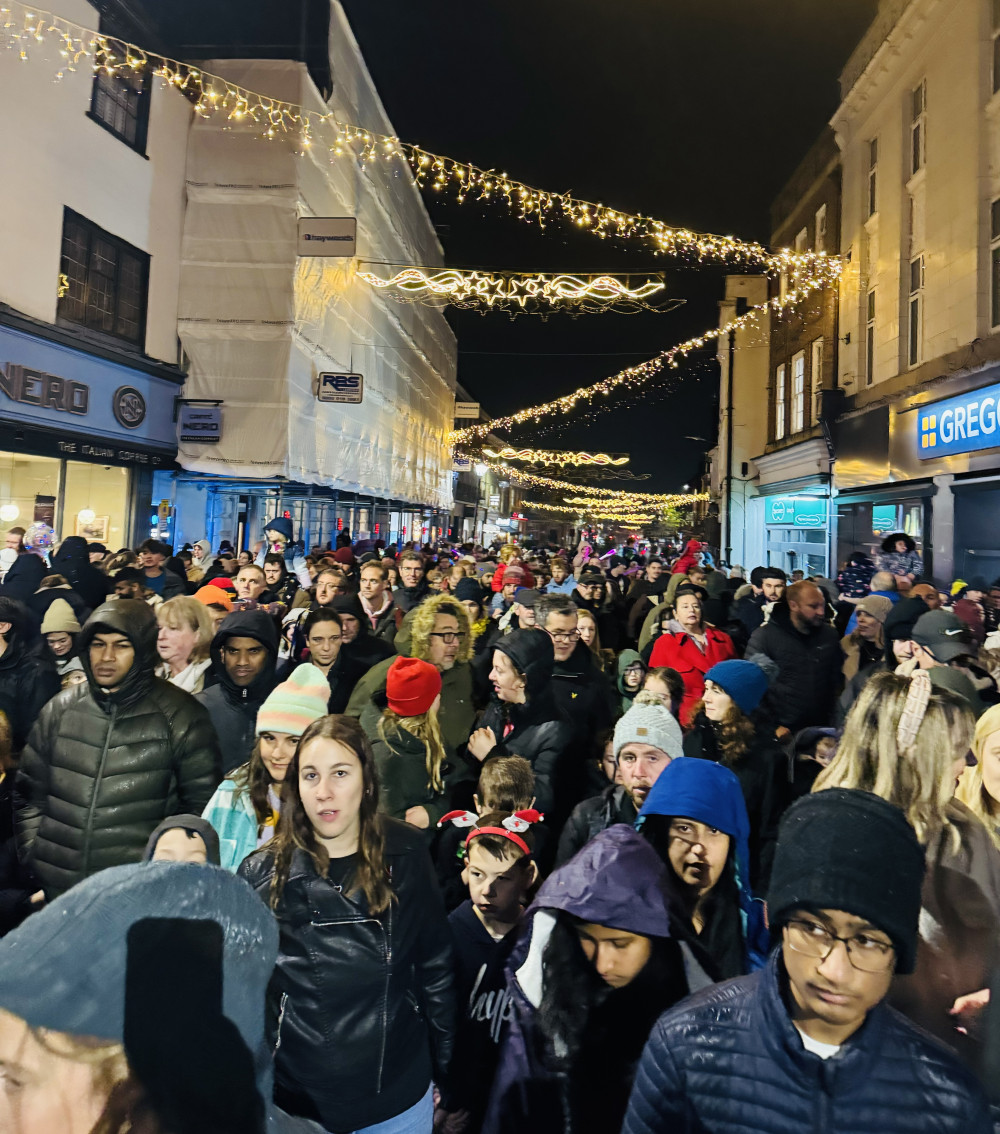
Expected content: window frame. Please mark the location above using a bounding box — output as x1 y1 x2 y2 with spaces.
774 363 787 441
88 65 151 154
794 227 809 253
814 203 827 253
56 207 150 349
810 337 824 425
908 254 924 367
991 198 1000 328
791 350 806 434
993 0 1000 95
866 289 877 386
910 80 927 176
867 138 879 218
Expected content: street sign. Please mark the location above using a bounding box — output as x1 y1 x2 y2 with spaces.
178 404 222 444
297 217 357 257
488 494 500 508
455 401 480 419
318 373 364 404
453 456 472 471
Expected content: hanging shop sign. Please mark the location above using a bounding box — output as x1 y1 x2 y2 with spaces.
764 496 827 527
297 217 357 257
452 455 472 471
916 381 1000 459
178 404 222 444
488 494 501 508
454 401 480 419
318 373 364 404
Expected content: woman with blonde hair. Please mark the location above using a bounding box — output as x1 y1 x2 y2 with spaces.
373 656 468 835
815 670 1000 1069
155 595 214 693
957 702 1000 836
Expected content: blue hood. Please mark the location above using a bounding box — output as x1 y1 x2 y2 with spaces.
531 825 672 939
263 515 294 541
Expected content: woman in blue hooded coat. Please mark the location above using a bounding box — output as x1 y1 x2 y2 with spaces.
637 757 769 980
482 825 709 1134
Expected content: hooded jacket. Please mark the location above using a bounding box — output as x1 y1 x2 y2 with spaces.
876 533 923 579
548 639 616 747
142 813 222 864
198 610 278 774
239 819 455 1133
484 827 709 1134
49 535 109 611
616 649 644 714
255 517 311 589
0 550 45 604
836 552 876 599
478 630 572 814
671 540 702 577
14 600 222 898
0 608 61 750
326 594 395 680
746 601 843 731
638 758 769 973
623 949 991 1134
0 861 329 1134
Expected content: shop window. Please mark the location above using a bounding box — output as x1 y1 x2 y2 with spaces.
791 351 806 434
866 289 877 385
57 209 149 348
910 80 926 176
810 338 824 424
908 255 924 367
991 198 1000 328
867 138 878 218
814 203 827 253
774 363 786 441
89 67 150 152
62 460 129 545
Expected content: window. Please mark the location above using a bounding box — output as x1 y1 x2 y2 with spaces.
991 199 1000 327
794 227 809 252
908 256 924 366
57 209 149 347
89 67 150 152
866 289 877 385
791 351 806 433
775 364 787 440
867 138 878 217
994 0 1000 94
811 337 824 424
910 80 926 176
815 203 827 253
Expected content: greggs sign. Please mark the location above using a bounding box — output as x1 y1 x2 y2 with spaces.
917 381 1000 459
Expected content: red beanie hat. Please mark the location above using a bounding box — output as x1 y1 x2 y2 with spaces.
386 657 442 717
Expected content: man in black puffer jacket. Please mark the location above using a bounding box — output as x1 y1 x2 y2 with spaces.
624 789 992 1134
14 600 221 899
197 609 278 774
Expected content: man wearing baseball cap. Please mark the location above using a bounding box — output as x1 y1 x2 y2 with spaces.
909 608 986 716
624 789 992 1133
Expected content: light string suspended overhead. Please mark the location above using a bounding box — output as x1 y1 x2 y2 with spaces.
357 266 671 314
481 447 629 468
450 271 830 443
522 501 657 523
486 461 707 505
1 0 838 279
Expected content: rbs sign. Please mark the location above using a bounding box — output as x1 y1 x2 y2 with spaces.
318 373 364 405
917 381 1000 459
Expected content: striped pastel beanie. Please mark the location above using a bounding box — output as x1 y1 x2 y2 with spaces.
255 663 330 736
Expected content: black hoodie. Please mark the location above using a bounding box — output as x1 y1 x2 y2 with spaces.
49 536 109 611
326 594 394 679
197 610 278 774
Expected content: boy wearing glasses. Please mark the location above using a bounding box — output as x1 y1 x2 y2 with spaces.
624 788 991 1133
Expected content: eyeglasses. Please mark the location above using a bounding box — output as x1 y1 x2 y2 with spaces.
785 917 895 973
429 631 466 644
547 629 580 643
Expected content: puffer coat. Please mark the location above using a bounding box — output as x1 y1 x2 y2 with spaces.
623 951 991 1134
238 819 455 1134
14 600 221 898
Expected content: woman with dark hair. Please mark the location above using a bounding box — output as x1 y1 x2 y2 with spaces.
300 607 355 712
680 659 784 891
637 756 769 980
468 628 572 815
483 826 699 1134
239 715 455 1134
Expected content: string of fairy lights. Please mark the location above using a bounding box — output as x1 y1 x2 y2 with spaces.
486 461 708 505
482 447 629 468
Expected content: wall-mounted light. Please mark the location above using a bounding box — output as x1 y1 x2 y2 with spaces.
0 505 19 523
78 508 96 525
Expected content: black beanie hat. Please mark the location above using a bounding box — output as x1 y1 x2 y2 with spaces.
767 788 925 974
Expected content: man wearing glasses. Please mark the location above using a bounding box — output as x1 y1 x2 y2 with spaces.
624 788 991 1133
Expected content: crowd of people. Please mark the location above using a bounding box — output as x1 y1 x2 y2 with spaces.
0 520 998 1133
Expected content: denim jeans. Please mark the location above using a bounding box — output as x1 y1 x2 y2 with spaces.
350 1085 433 1134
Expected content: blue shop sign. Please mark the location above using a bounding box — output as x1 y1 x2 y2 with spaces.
917 381 1000 459
765 496 827 527
0 325 177 454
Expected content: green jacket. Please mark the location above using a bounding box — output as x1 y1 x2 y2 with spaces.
370 724 472 832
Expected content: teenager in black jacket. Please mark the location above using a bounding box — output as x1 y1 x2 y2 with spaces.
239 714 455 1134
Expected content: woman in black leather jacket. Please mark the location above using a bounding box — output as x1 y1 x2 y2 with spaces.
239 714 455 1134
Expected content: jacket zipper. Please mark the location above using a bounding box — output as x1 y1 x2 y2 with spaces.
274 992 287 1053
81 704 116 876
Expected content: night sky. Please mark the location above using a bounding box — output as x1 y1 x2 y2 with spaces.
339 0 879 491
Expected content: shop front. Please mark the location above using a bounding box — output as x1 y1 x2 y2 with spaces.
0 323 179 550
751 439 833 577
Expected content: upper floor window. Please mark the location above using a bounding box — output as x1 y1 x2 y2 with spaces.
775 364 787 441
90 67 150 152
57 209 149 348
910 80 927 176
867 138 878 217
794 227 809 252
993 0 1000 94
908 255 924 367
991 199 1000 327
810 338 824 424
814 203 827 253
866 289 877 386
791 351 806 434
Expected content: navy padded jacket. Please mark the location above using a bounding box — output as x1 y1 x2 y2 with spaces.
623 952 991 1134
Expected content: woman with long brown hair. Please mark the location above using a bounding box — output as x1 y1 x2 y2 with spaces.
239 714 455 1134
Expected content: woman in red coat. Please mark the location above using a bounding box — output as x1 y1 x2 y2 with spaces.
648 583 736 726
